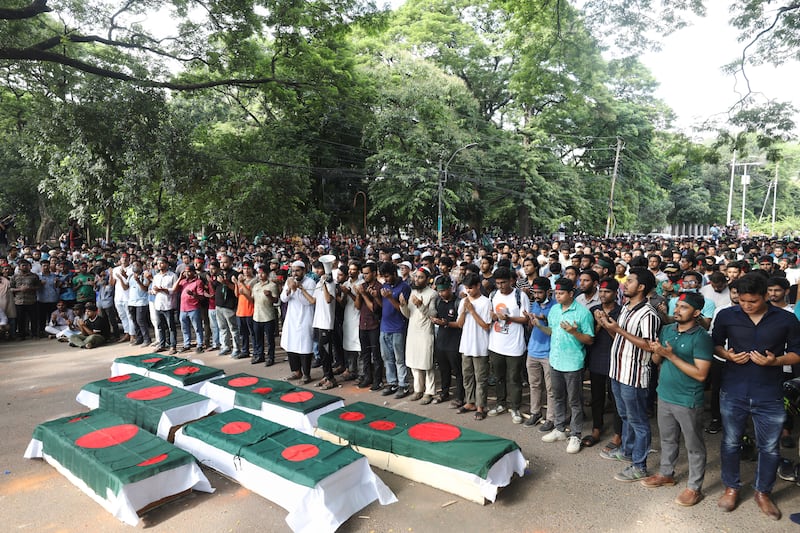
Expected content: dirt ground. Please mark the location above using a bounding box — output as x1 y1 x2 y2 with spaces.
2 337 798 532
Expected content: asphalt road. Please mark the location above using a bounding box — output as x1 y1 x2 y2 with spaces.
2 337 798 532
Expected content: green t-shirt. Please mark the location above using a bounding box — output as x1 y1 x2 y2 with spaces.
547 300 595 372
73 273 96 302
656 323 713 409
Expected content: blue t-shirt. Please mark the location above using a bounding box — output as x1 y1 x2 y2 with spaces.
528 299 556 359
380 280 411 334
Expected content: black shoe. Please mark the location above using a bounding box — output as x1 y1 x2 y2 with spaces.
265 359 275 367
539 420 555 432
357 379 373 389
779 458 797 481
381 385 398 396
524 412 542 428
251 357 265 364
369 382 383 391
394 387 410 399
705 419 722 434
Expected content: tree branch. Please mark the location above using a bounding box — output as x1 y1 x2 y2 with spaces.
0 0 51 20
0 47 303 91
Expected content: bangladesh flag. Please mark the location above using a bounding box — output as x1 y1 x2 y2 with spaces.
80 374 216 439
209 373 342 414
30 409 197 498
113 354 224 386
181 409 363 488
317 402 520 478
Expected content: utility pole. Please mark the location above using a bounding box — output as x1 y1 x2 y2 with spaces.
772 162 778 237
726 150 736 226
605 137 623 239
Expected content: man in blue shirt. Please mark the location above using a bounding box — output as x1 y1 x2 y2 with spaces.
524 276 556 429
378 261 412 398
712 273 800 521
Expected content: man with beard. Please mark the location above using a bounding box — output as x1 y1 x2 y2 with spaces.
431 275 463 406
10 259 41 340
280 260 316 383
641 291 712 507
596 268 661 482
576 270 600 309
311 260 337 389
251 264 279 365
524 277 556 429
173 265 208 354
355 262 383 390
127 259 152 346
213 254 242 358
337 262 362 382
379 261 412 399
111 254 133 343
152 257 178 355
402 267 438 404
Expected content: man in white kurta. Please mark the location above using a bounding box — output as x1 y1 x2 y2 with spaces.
338 264 362 381
401 267 438 403
280 260 316 383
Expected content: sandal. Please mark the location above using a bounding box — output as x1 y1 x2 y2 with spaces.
456 405 477 414
321 380 338 390
474 411 486 420
581 435 599 448
449 400 465 409
601 441 620 454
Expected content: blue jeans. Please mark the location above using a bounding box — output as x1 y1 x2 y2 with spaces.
180 309 203 348
156 309 177 349
380 331 408 387
720 390 785 493
611 379 651 470
209 308 220 348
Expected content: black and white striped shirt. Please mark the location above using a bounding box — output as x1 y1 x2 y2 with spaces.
609 300 661 388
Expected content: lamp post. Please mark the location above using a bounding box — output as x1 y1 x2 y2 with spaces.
439 143 477 246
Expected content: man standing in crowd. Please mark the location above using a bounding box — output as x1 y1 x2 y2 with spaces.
596 268 661 482
712 273 800 520
402 267 438 404
642 292 712 507
312 260 337 389
486 267 530 425
280 260 316 383
457 272 492 419
355 261 383 390
173 265 207 353
111 254 132 343
152 257 178 355
337 262 362 381
379 261 412 399
213 254 242 358
251 264 279 365
524 277 556 430
432 275 463 406
10 259 40 340
539 277 594 453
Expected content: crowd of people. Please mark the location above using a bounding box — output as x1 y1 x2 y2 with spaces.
1 230 799 520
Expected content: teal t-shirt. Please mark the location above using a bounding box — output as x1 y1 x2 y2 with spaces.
547 300 594 372
656 323 713 408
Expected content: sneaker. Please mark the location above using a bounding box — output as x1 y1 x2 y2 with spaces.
566 436 582 454
231 351 247 360
394 387 410 399
541 428 568 443
369 382 384 392
524 412 542 427
487 405 507 417
779 458 797 482
615 465 648 482
599 448 633 462
381 385 398 396
538 420 555 432
705 418 722 434
510 410 523 424
219 349 231 356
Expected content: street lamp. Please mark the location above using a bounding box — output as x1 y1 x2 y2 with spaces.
438 143 477 246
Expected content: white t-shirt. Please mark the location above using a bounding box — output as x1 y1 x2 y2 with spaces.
487 288 530 356
112 265 132 303
458 295 491 357
312 279 336 330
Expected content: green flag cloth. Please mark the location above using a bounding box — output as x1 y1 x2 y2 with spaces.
83 374 209 436
114 354 223 386
317 402 520 478
32 409 195 497
210 373 342 414
181 409 363 488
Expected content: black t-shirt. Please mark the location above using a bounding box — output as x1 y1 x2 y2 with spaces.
212 269 238 309
587 302 622 375
86 314 110 339
435 296 462 351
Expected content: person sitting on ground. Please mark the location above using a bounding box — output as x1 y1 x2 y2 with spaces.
68 302 110 349
44 300 74 339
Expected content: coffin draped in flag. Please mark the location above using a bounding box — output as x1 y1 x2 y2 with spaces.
77 373 217 441
24 409 213 526
315 401 527 504
199 373 344 434
174 408 396 533
111 354 224 392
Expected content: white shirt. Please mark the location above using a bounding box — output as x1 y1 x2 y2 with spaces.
312 278 336 330
458 295 491 357
151 270 178 311
112 265 131 303
487 289 530 356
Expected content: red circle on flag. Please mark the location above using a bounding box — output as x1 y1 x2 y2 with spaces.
174 366 200 375
369 420 396 431
109 374 131 383
68 415 90 423
408 422 461 442
281 444 319 462
221 421 252 434
252 387 273 395
142 357 162 363
228 376 259 387
339 411 366 422
137 453 168 466
75 424 139 448
126 385 173 401
280 391 313 403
